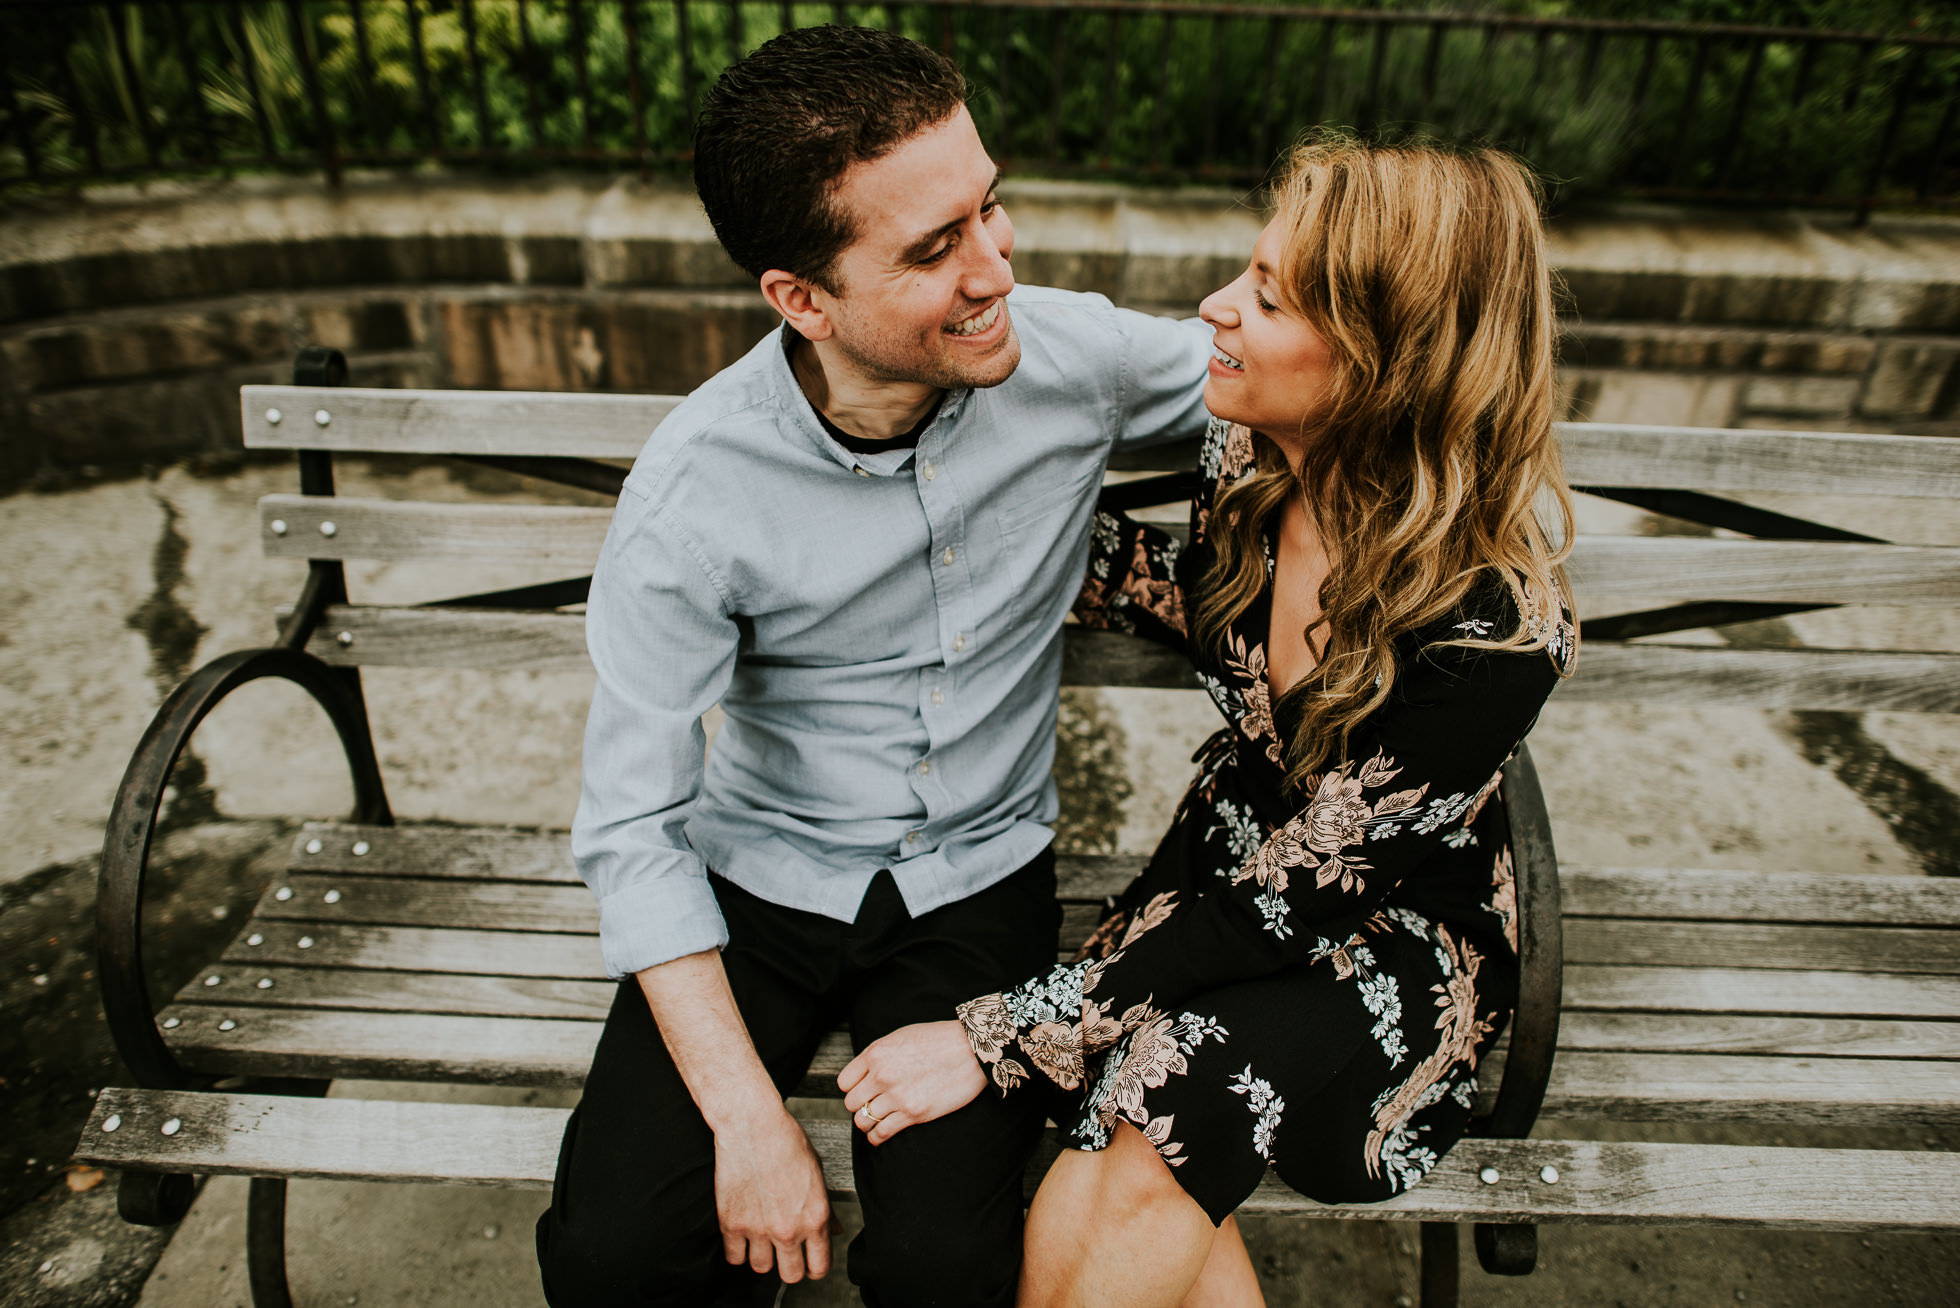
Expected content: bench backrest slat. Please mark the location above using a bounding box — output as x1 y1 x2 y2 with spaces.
242 385 1960 500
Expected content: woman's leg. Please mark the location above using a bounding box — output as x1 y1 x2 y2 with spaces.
1019 1122 1233 1308
1179 1218 1264 1308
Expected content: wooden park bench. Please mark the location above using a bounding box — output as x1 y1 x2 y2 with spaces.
77 347 1960 1306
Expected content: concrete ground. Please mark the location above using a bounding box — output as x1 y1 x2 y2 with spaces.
4 453 1959 1305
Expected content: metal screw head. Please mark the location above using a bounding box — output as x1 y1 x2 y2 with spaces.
217 1019 238 1032
298 936 315 950
271 519 289 536
266 408 283 425
203 974 223 987
160 1118 182 1137
305 838 324 854
101 1114 122 1133
163 1016 181 1029
257 977 275 990
1539 1164 1560 1185
319 521 338 538
1479 1167 1501 1185
352 841 370 856
247 933 264 947
275 887 294 902
336 631 354 647
314 409 332 427
323 889 342 904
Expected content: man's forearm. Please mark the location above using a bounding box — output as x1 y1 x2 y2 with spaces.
636 948 784 1128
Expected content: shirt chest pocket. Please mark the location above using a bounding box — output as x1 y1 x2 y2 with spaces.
991 469 1101 629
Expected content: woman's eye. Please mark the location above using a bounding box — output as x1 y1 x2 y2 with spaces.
1253 290 1279 314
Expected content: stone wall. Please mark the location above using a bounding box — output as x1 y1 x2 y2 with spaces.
3 173 1957 491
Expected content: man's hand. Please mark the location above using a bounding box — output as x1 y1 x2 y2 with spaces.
713 1107 833 1280
839 1020 988 1145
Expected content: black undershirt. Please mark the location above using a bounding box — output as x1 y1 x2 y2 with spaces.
784 330 944 455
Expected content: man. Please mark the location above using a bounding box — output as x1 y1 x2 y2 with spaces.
535 25 1212 1307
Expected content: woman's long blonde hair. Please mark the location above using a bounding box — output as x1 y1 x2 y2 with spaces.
1194 135 1576 792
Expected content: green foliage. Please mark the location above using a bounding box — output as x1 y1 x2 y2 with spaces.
2 1 1954 210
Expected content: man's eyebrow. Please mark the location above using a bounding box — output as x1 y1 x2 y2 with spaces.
894 174 1003 265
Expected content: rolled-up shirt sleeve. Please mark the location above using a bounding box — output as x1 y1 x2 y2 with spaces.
1110 309 1213 453
573 483 739 978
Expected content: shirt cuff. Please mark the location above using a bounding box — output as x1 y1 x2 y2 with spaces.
596 873 731 979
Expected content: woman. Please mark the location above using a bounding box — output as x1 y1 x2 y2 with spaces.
840 136 1577 1306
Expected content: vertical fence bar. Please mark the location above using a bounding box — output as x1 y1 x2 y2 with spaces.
56 11 105 175
569 0 595 153
779 0 792 37
1308 18 1333 129
1 50 43 181
1047 7 1068 166
515 0 546 153
1360 17 1387 133
459 0 495 153
108 2 161 167
1611 32 1661 186
1099 13 1120 169
1770 36 1820 195
1666 35 1713 188
1715 36 1765 192
1417 20 1444 123
1253 16 1280 171
1842 38 1875 113
1578 27 1603 90
1148 12 1171 171
404 0 444 156
229 4 276 163
620 0 649 176
727 0 745 60
348 0 386 152
1916 58 1959 200
167 0 217 164
676 0 697 128
998 7 1016 159
1201 13 1222 172
1857 44 1924 225
285 0 342 184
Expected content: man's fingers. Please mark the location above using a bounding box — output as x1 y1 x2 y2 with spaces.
723 1233 747 1266
805 1232 832 1280
748 1238 775 1275
774 1239 807 1284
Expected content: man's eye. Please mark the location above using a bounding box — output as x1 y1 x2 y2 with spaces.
920 242 954 265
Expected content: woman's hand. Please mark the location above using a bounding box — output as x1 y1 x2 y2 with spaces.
838 1020 988 1146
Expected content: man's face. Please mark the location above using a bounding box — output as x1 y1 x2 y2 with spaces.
815 105 1020 391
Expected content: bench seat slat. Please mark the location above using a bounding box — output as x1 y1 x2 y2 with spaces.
171 966 616 1021
74 1090 1960 1228
261 496 612 567
219 920 600 978
1557 1012 1960 1060
153 1005 1960 1124
1564 963 1960 1020
241 386 677 458
1562 919 1960 976
288 827 1960 928
293 611 1960 711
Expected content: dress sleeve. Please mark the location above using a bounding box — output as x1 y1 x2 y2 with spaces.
957 620 1567 1095
1071 508 1189 652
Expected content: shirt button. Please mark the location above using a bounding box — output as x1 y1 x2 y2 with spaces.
921 461 936 481
930 689 944 706
953 634 967 652
855 467 870 477
905 831 921 844
941 547 956 565
918 760 932 776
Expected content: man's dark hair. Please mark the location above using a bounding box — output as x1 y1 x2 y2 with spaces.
693 25 967 292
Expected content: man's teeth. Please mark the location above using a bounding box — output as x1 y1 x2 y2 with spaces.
947 302 1001 337
1212 346 1244 371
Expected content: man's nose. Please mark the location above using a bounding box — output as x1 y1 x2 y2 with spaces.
962 215 1015 299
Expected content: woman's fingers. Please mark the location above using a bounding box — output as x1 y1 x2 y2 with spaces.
865 1108 912 1146
837 1049 870 1095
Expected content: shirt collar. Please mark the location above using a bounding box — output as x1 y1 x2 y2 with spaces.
768 323 968 479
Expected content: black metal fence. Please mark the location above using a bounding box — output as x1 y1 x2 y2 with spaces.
4 1 1957 215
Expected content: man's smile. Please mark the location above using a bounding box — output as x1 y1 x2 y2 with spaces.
946 300 1005 339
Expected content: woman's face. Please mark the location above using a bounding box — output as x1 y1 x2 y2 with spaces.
1199 217 1335 459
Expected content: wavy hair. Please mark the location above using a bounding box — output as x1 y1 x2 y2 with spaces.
1193 135 1576 792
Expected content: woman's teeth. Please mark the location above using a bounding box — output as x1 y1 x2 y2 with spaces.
948 302 1001 337
1212 346 1244 371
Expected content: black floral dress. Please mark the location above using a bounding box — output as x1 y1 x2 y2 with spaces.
958 417 1575 1224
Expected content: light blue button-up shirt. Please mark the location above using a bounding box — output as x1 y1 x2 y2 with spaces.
574 285 1213 977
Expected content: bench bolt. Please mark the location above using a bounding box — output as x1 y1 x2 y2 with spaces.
1540 1165 1560 1184
271 520 288 536
299 937 315 949
257 978 275 989
319 522 337 538
305 838 323 854
353 841 370 856
324 889 343 904
101 1115 122 1133
163 1016 181 1028
265 408 282 425
275 887 294 901
218 1019 238 1032
204 975 223 987
160 1119 181 1137
314 409 332 427
337 631 354 647
1479 1167 1500 1185
247 934 264 946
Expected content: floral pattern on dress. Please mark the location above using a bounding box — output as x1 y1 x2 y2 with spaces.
1227 1065 1286 1161
1362 924 1493 1183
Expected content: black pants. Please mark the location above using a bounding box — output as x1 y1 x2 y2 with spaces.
536 852 1060 1308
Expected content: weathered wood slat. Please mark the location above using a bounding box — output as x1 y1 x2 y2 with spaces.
1564 964 1960 1021
253 874 598 934
75 1090 1960 1229
217 920 601 979
1557 1012 1960 1060
293 608 1960 711
170 966 615 1022
291 824 582 883
1561 868 1960 927
1557 423 1960 501
1567 538 1960 604
260 496 613 567
1561 919 1960 975
1535 1051 1959 1126
241 385 676 458
158 1005 599 1086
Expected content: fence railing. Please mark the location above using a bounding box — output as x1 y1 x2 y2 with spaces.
4 1 1956 216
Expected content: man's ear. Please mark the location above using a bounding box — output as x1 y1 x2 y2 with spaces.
760 270 834 342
